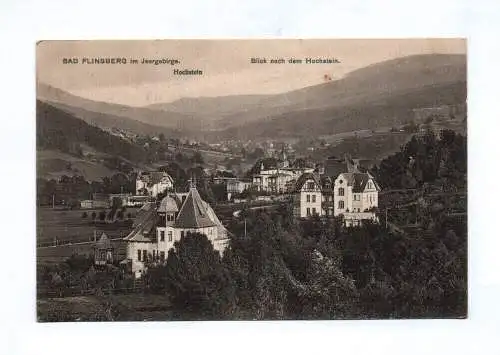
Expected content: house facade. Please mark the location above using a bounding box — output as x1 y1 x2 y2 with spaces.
123 185 229 278
136 171 174 197
333 172 380 226
226 179 252 201
293 173 324 218
253 162 314 194
293 159 381 225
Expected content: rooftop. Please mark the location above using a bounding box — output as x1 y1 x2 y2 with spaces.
174 187 217 229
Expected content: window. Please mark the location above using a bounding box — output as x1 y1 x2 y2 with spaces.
181 231 185 238
306 194 310 202
142 250 147 262
306 208 311 216
137 249 141 261
312 195 316 203
338 200 344 209
338 188 345 196
160 231 165 241
168 231 173 242
312 207 316 215
167 214 173 222
152 250 156 260
160 251 165 262
353 194 359 201
307 182 315 190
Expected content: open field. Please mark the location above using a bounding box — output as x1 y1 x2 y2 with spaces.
37 207 140 243
37 149 118 180
37 206 140 263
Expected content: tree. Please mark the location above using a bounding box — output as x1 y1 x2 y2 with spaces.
162 232 236 320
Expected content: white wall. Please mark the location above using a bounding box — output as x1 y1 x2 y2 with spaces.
334 176 352 216
295 177 323 217
127 241 154 278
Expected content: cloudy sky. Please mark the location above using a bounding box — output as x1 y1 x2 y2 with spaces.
36 39 466 106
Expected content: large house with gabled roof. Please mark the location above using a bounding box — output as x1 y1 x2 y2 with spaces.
293 155 381 225
123 184 229 278
333 171 380 226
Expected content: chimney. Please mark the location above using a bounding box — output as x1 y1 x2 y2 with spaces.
353 159 360 173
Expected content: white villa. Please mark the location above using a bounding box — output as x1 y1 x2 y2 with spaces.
136 171 174 197
226 179 252 201
253 160 314 194
333 171 380 226
123 184 229 278
293 157 381 226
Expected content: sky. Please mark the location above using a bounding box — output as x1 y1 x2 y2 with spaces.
36 39 466 106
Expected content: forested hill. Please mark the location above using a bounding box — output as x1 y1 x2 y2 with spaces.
36 100 147 163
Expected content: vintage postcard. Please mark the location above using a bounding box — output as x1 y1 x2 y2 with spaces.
36 39 467 321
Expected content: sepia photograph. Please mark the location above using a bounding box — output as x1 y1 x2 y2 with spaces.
35 39 467 321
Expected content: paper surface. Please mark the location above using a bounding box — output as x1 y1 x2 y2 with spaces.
36 39 467 322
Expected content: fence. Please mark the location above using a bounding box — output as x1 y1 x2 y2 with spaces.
37 236 125 249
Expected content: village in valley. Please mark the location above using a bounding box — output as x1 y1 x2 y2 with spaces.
37 140 384 275
36 40 467 321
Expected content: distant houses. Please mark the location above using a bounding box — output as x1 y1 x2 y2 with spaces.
136 171 174 197
252 154 314 194
80 193 111 209
80 192 153 209
226 179 252 201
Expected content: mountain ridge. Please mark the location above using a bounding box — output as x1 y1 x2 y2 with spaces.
37 53 466 140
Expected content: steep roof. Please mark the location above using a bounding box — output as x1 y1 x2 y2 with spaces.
294 173 322 193
339 172 379 193
124 203 157 242
174 187 217 229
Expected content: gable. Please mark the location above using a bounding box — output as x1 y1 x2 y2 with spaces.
363 178 379 192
